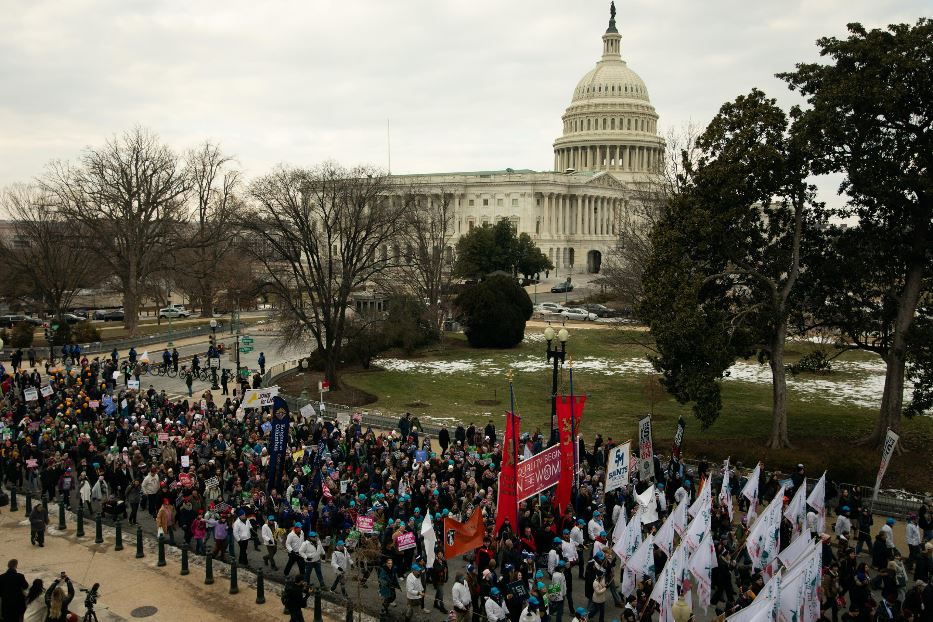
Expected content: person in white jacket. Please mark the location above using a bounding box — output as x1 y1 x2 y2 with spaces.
283 525 305 577
233 512 252 566
300 531 326 588
485 587 508 622
260 516 278 571
451 573 472 622
79 474 93 516
330 540 352 597
404 565 425 621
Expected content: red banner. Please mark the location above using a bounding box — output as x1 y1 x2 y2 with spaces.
494 411 520 535
517 444 562 501
445 510 484 558
555 395 586 513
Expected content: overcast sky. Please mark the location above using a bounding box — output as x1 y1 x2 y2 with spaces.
0 0 925 192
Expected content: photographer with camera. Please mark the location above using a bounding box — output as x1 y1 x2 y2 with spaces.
44 572 74 622
281 577 311 622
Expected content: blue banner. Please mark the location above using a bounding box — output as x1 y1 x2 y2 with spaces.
267 396 291 492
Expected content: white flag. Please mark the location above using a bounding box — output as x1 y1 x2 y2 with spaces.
689 477 712 519
728 575 778 622
778 532 813 570
806 471 826 534
650 552 679 622
422 512 437 569
741 463 762 524
784 484 807 539
613 507 643 563
688 532 717 611
670 540 693 608
654 503 680 558
670 496 689 538
873 429 899 500
746 486 785 572
778 541 821 622
612 507 628 545
719 458 734 520
626 533 656 580
637 485 659 525
684 510 711 553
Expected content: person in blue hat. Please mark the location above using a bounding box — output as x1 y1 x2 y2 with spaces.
330 539 351 597
261 515 279 570
485 586 508 622
404 564 425 621
300 531 326 588
572 607 589 622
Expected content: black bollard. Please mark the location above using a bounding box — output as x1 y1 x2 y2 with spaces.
76 505 85 538
58 495 66 531
114 520 123 551
205 553 214 585
25 491 32 513
345 600 353 622
94 514 103 544
9 485 17 512
135 526 144 558
229 561 239 594
255 569 265 604
157 535 166 567
181 544 190 575
313 589 323 622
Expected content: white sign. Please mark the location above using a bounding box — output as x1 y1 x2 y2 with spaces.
638 416 654 481
605 441 631 493
336 412 350 426
209 357 220 368
873 429 900 499
181 455 190 468
299 404 316 420
40 385 54 398
241 386 278 409
24 387 39 402
128 379 140 390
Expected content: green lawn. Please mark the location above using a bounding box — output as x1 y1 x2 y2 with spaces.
339 327 933 491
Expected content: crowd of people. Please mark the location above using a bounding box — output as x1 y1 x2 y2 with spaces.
1 348 933 622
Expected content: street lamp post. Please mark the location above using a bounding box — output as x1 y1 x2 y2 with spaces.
209 319 219 390
544 325 569 446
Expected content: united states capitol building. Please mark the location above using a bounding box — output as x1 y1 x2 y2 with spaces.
394 4 664 276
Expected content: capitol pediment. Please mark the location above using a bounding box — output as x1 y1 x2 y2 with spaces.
584 171 627 190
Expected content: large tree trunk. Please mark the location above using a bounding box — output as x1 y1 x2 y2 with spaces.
862 261 924 447
767 321 792 449
122 261 140 335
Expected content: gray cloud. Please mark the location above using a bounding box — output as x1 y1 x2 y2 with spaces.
0 0 925 192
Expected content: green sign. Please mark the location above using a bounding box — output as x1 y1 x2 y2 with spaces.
51 324 60 331
240 346 253 353
242 336 254 344
239 368 250 378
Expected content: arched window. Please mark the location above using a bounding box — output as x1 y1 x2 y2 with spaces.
610 118 615 130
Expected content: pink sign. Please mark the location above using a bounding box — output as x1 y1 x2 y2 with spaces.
395 532 416 551
356 516 374 533
516 444 562 502
158 432 169 442
26 458 38 468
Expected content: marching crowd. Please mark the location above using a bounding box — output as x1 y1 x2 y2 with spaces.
0 350 932 622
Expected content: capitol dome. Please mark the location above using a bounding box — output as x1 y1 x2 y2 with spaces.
553 3 664 178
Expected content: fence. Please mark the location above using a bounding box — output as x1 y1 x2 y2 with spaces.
0 324 219 360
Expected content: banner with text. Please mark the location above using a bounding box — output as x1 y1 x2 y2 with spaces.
638 416 654 481
517 444 561 501
605 441 631 493
872 428 900 499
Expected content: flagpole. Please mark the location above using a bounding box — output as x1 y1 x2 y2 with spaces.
568 360 578 511
508 370 519 534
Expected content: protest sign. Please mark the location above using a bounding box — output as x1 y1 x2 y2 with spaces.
605 441 631 493
180 455 190 468
241 387 279 409
261 421 272 434
396 532 416 551
873 429 900 499
89 400 100 409
638 416 654 481
415 450 428 463
26 458 38 468
204 477 220 489
158 432 169 442
24 388 38 402
357 516 374 533
507 581 529 600
516 444 561 501
299 404 315 420
40 385 54 398
336 412 350 426
128 380 140 390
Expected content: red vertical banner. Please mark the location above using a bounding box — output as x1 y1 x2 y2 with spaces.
555 395 586 513
495 411 520 535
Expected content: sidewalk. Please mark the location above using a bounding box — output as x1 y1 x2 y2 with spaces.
0 498 342 622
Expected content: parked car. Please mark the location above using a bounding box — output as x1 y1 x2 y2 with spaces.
582 303 619 318
550 281 574 293
560 307 597 321
61 313 87 324
159 306 191 319
534 302 567 314
95 309 125 322
0 314 43 328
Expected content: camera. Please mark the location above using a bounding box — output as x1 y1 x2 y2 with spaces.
81 583 100 608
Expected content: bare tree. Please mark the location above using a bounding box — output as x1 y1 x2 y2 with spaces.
599 123 702 309
42 126 191 334
387 184 456 331
174 141 242 315
243 162 406 388
0 184 95 318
